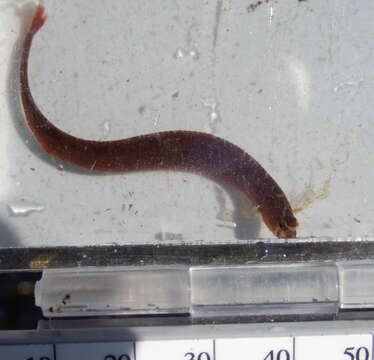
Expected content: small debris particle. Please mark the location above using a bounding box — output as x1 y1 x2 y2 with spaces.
172 91 179 99
62 294 71 305
29 252 58 269
171 233 183 240
30 167 35 171
257 88 263 94
247 0 269 13
354 217 361 223
155 232 184 241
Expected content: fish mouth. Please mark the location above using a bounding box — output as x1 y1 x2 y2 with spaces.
276 226 297 239
262 213 298 239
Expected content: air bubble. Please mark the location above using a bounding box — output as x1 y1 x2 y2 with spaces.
189 49 199 60
210 111 219 122
7 200 44 217
153 115 160 127
102 120 111 137
269 5 275 24
201 97 221 133
174 48 185 58
174 47 199 60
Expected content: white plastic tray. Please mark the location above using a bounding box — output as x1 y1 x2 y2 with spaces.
0 0 373 247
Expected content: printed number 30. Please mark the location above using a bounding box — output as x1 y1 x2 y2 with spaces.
184 352 211 360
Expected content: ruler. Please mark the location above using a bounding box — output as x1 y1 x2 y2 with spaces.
1 321 374 360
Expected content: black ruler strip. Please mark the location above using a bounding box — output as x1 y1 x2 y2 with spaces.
1 241 374 270
293 337 296 360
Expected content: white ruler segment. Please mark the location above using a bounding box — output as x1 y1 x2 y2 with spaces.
0 334 372 360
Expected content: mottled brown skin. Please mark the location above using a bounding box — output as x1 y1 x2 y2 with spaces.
20 5 298 238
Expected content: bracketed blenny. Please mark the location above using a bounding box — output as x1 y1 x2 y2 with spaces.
20 5 298 238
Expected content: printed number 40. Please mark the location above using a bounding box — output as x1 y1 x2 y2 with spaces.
264 350 290 360
344 347 369 360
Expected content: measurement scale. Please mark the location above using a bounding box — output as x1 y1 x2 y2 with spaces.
2 255 374 360
2 321 374 360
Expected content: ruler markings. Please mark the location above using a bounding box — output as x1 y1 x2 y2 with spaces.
292 337 295 360
0 334 373 359
295 334 372 360
215 336 292 360
55 341 133 360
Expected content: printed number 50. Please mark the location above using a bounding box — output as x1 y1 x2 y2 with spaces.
344 347 369 360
